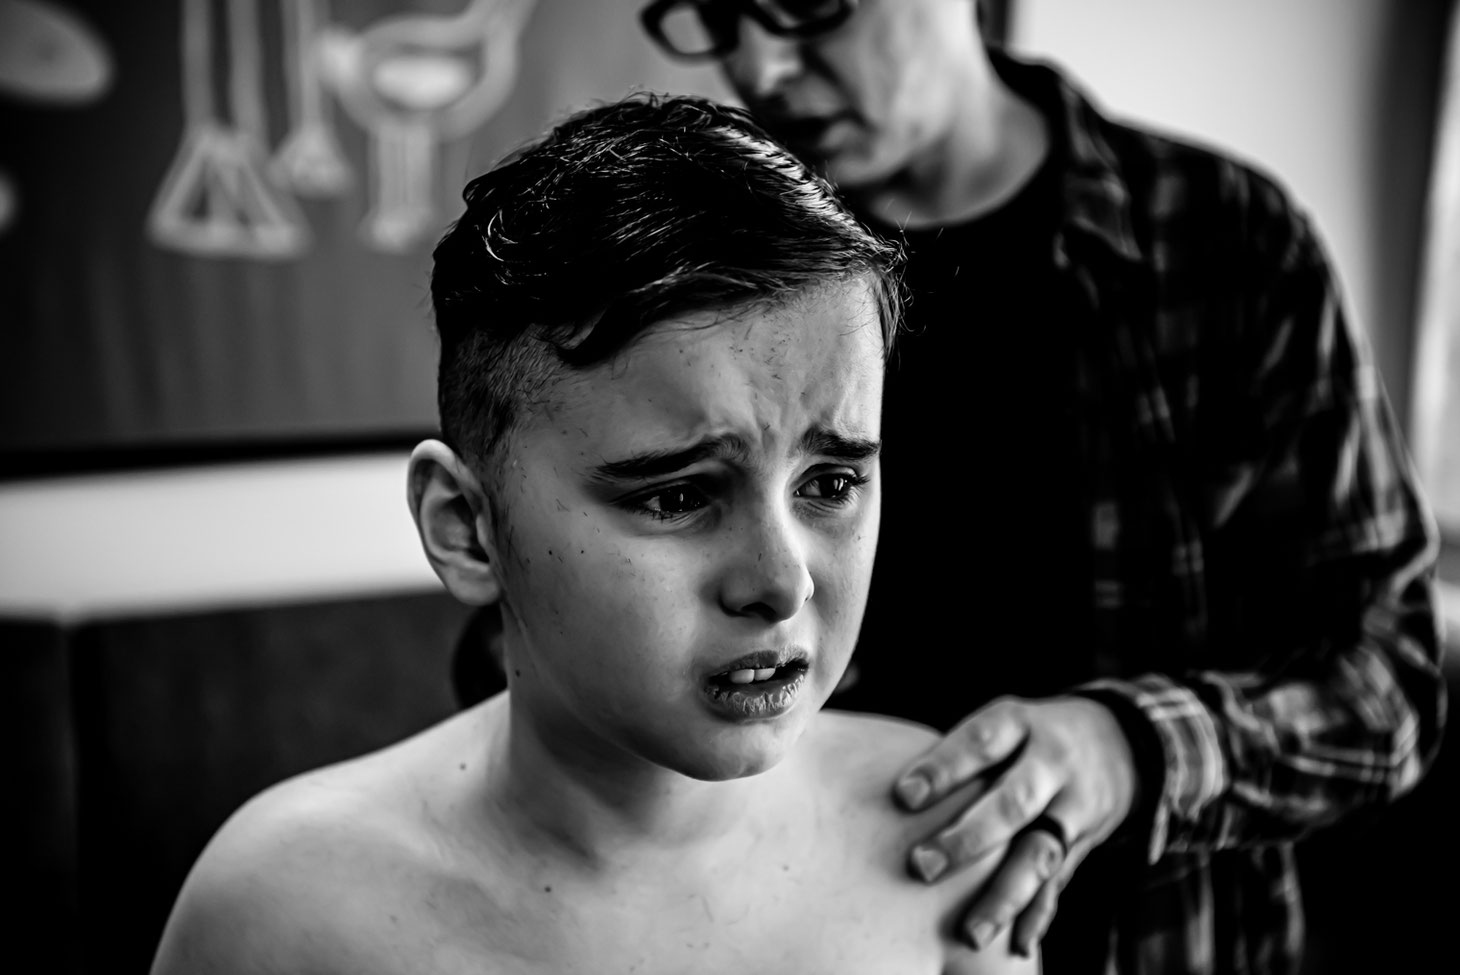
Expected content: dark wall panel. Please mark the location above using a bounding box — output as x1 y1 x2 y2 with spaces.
0 0 728 454
7 589 474 973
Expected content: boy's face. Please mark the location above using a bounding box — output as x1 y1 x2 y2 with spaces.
491 279 884 781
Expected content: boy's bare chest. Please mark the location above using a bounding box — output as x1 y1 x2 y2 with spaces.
380 839 974 975
425 868 952 975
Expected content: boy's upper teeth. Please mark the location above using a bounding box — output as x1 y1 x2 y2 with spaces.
727 667 779 684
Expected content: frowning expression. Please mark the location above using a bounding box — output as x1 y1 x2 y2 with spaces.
489 279 885 780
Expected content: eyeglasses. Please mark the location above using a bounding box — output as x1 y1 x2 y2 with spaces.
641 0 858 61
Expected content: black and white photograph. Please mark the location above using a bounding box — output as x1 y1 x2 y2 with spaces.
3 2 1456 972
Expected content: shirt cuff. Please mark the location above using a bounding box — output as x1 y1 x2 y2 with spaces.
1073 674 1229 864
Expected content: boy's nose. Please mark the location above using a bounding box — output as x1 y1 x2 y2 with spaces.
719 509 815 623
721 17 805 101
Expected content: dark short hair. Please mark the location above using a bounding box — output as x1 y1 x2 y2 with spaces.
430 91 902 474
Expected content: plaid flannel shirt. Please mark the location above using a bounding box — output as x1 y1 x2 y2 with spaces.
928 55 1445 975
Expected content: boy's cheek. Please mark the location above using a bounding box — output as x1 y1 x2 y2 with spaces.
819 509 879 583
518 529 682 616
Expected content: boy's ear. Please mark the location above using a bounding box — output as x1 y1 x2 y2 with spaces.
407 440 500 606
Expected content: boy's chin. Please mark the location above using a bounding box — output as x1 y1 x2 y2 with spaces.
666 720 809 782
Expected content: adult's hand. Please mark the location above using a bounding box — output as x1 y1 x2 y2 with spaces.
896 696 1141 955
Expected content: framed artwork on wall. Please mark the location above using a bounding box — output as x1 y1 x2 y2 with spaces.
0 0 730 475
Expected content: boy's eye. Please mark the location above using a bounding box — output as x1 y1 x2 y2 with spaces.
637 484 709 520
797 472 865 501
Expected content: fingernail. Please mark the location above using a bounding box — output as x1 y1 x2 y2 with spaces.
897 774 931 809
967 920 997 950
911 845 947 882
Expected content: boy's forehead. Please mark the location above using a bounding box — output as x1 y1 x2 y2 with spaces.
521 283 884 459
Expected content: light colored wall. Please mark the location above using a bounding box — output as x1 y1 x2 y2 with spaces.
1012 0 1447 423
0 452 439 623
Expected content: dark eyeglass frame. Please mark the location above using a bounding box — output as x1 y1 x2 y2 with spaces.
640 0 858 61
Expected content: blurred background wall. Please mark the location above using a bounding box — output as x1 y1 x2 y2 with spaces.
2 0 1456 972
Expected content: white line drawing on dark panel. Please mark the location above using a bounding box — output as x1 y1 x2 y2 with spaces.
0 0 113 236
148 0 308 259
0 0 111 101
144 0 535 259
271 0 351 197
318 0 536 253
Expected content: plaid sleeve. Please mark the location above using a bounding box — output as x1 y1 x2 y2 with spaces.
1086 207 1446 866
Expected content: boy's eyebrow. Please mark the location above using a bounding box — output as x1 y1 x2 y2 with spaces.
590 433 750 482
590 428 880 483
800 428 881 462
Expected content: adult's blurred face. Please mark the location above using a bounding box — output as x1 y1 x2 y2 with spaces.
715 0 984 191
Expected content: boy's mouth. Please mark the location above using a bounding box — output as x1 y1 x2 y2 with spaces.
702 650 811 720
709 660 810 688
705 649 809 687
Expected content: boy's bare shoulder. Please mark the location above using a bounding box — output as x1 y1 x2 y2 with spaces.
799 711 1032 974
808 709 943 786
151 706 498 975
797 709 950 847
150 757 427 974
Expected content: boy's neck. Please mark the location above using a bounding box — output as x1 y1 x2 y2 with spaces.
481 695 807 872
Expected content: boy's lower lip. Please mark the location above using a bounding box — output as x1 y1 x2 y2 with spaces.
701 668 808 721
